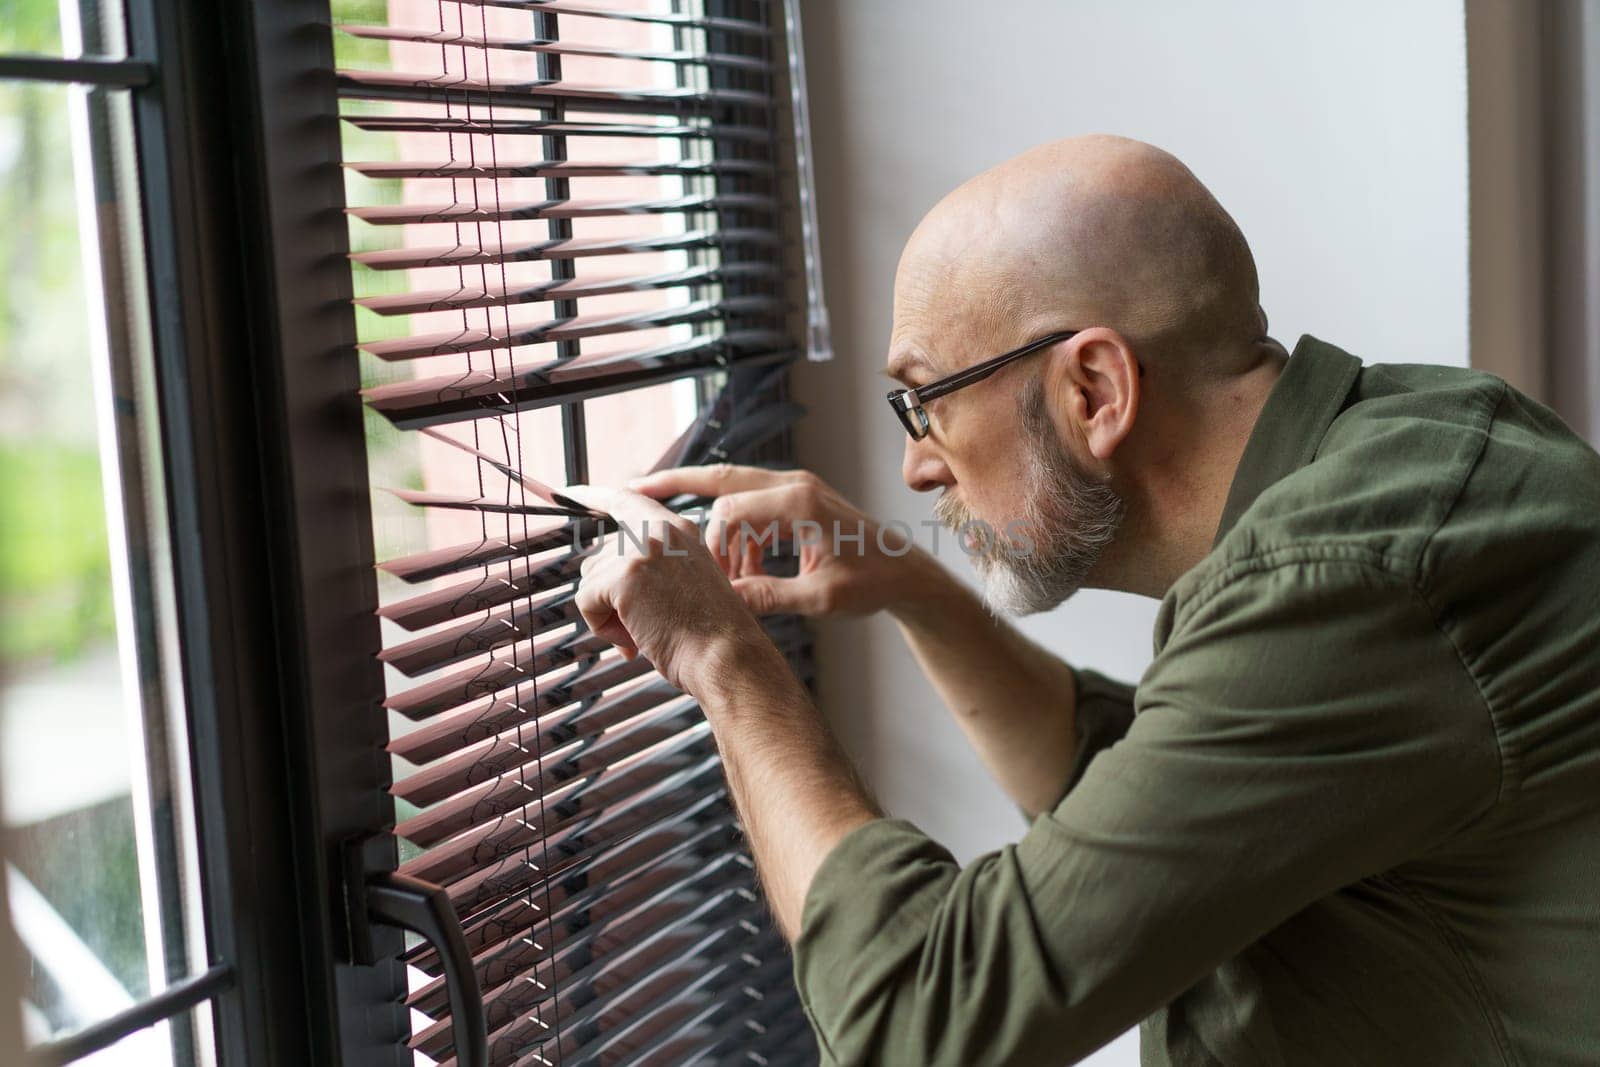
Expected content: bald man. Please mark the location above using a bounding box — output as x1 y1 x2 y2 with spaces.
566 136 1600 1065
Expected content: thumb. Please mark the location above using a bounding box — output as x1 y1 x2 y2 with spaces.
591 615 639 659
575 574 640 657
732 574 810 617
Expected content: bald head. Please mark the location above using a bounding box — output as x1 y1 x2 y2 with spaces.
896 135 1265 383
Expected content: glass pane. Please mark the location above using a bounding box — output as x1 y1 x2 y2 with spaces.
585 378 702 487
34 1001 217 1067
0 80 208 1049
0 0 127 59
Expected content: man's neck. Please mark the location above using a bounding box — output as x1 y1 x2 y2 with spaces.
1095 350 1287 598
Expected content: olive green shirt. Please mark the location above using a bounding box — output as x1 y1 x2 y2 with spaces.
794 336 1600 1065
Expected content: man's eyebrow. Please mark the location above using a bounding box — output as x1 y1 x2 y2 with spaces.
883 351 935 385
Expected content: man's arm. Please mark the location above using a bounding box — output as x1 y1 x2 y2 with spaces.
628 465 1126 816
891 547 1134 816
695 629 879 939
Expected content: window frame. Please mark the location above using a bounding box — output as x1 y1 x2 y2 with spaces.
8 0 821 1061
5 0 403 1061
128 0 410 1061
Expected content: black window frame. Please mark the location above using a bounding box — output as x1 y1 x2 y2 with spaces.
4 0 400 1061
6 0 823 1061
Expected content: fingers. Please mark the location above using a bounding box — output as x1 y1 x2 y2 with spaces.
562 483 699 543
573 556 639 658
628 463 809 500
707 483 818 545
739 531 766 580
699 484 804 576
732 574 829 617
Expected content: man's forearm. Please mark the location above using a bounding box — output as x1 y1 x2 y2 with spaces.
889 548 1079 817
695 632 880 941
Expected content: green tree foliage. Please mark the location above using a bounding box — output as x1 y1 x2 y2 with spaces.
0 0 64 54
0 77 112 668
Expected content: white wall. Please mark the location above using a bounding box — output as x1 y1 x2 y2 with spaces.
789 2 1469 1061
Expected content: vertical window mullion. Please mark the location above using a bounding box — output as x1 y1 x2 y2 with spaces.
533 11 590 486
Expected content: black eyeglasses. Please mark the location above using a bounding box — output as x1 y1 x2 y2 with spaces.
886 330 1078 440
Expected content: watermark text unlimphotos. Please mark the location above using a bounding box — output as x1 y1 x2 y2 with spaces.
577 516 1036 560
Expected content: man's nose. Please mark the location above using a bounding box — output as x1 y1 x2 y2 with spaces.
902 433 953 494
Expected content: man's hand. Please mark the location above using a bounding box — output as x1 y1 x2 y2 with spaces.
625 466 1087 817
564 481 879 939
563 484 788 699
627 464 926 619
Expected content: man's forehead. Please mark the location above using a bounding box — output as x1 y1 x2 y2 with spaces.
888 294 1009 382
889 282 1013 383
889 274 973 377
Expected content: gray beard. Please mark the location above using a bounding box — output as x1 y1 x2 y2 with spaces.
935 381 1125 617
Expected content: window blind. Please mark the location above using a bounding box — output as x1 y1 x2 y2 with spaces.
334 1 818 1063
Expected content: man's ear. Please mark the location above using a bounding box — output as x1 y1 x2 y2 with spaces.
1043 327 1140 462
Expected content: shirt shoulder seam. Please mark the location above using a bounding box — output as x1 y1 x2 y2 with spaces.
1408 376 1514 811
1173 549 1508 826
1414 376 1508 585
1174 543 1412 633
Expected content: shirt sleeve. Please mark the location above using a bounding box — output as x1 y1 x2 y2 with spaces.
1052 666 1137 812
1016 666 1137 824
793 558 1502 1066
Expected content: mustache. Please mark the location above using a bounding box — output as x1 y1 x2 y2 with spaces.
933 491 967 529
934 492 993 545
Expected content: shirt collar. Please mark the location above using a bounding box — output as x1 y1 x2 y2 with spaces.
1210 334 1363 549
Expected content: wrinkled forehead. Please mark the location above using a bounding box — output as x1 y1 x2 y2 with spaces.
889 239 1011 377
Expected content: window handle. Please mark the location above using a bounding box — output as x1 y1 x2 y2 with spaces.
364 871 487 1067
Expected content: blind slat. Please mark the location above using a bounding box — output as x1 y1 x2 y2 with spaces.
475 907 776 1066
359 294 783 361
339 24 772 73
407 853 752 1017
429 756 727 914
562 956 795 1067
485 899 770 1062
379 524 576 584
392 696 702 809
342 115 773 144
435 0 773 38
439 877 760 1048
405 803 740 976
446 898 768 1064
409 830 746 995
387 657 660 765
414 733 719 897
350 227 777 271
355 261 778 316
347 192 774 227
378 551 579 632
385 632 634 722
380 591 581 678
364 331 793 429
679 1004 813 1067
393 673 683 794
337 68 770 115
398 623 804 851
344 156 772 182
